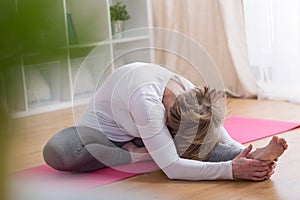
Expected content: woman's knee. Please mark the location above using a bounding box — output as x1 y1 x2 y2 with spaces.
43 126 85 171
43 126 115 172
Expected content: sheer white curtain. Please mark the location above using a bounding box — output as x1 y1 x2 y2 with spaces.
152 0 258 97
243 0 300 103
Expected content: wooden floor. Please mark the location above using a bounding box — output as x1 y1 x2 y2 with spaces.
7 98 300 199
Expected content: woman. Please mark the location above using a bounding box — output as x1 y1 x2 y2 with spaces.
43 62 287 181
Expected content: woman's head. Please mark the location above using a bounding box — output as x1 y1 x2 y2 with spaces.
167 86 226 161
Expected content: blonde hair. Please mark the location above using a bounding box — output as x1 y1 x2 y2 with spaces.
168 86 226 161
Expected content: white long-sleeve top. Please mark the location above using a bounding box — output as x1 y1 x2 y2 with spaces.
77 62 233 180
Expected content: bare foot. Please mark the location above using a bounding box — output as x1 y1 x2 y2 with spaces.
122 142 153 163
122 142 139 152
248 136 288 161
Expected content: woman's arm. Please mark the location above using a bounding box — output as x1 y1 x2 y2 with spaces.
129 93 234 180
130 92 274 181
162 157 233 180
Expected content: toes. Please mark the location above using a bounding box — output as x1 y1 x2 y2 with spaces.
272 136 278 140
278 138 288 149
270 136 279 144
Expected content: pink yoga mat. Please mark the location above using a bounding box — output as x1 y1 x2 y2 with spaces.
224 116 300 144
13 116 300 189
13 162 159 189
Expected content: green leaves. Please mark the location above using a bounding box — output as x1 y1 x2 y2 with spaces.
110 2 130 21
0 0 66 62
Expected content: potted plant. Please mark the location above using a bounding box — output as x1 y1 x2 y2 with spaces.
110 2 130 37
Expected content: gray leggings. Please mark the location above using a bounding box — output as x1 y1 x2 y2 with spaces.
43 126 136 172
208 126 244 162
43 126 242 172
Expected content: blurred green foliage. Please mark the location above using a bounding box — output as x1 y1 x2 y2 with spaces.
0 0 67 109
0 0 67 66
0 104 10 200
0 0 67 198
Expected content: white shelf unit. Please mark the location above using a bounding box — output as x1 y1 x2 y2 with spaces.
4 0 153 118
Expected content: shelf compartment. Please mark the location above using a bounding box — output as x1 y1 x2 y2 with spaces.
71 49 113 103
24 61 71 109
66 0 110 45
113 38 152 68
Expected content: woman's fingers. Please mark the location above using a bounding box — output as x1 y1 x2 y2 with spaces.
232 151 277 181
237 144 253 158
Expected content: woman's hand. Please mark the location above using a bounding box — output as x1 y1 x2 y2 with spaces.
232 144 276 181
122 142 153 163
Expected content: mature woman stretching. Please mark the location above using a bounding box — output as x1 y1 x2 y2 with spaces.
43 62 288 181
